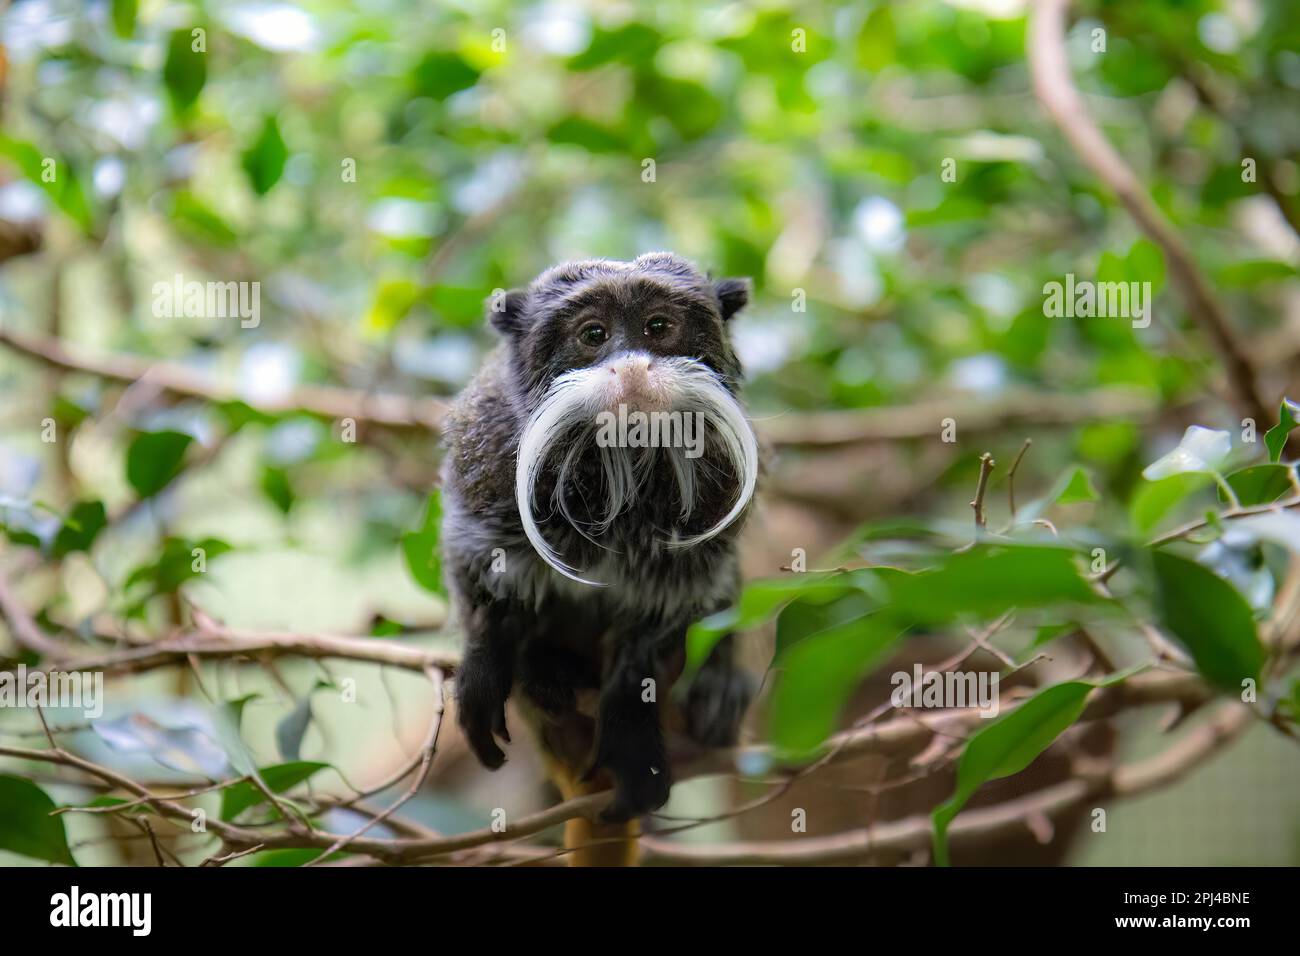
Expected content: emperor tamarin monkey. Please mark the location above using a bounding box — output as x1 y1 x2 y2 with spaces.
441 253 758 831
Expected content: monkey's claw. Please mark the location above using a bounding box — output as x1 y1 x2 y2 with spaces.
599 763 673 823
457 688 510 769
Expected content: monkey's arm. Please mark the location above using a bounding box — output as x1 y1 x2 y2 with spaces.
682 631 754 747
454 596 522 769
583 631 674 822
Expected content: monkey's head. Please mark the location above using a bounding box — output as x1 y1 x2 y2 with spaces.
488 253 758 585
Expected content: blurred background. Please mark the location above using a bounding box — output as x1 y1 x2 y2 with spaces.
0 0 1298 865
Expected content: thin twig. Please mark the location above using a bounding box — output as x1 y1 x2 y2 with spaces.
1005 438 1033 523
970 452 996 534
304 666 446 865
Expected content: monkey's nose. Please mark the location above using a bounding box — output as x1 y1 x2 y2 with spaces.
607 354 653 381
604 354 661 407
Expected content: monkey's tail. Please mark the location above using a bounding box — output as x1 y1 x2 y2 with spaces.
545 756 640 867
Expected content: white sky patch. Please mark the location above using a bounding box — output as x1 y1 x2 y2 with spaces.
392 334 480 384
0 0 74 60
947 131 1045 164
239 342 302 405
853 196 906 254
966 272 1022 328
84 95 162 151
0 446 41 497
221 4 322 53
1197 13 1240 54
943 0 1027 18
521 2 591 55
452 152 525 215
827 237 884 308
732 314 805 375
93 157 126 198
947 354 1006 394
367 198 441 238
0 181 47 223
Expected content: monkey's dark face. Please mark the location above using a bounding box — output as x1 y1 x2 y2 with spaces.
491 253 749 406
488 254 758 586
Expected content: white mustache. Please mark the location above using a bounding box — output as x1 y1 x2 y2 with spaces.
515 354 758 586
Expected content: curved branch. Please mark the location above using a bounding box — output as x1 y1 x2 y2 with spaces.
1027 0 1269 424
41 617 458 678
640 701 1252 865
0 563 68 658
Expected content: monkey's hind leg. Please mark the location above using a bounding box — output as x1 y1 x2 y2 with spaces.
518 641 642 866
543 754 641 867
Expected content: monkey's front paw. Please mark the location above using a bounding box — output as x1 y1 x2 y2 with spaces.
599 763 674 824
683 664 754 748
456 685 511 770
582 731 673 821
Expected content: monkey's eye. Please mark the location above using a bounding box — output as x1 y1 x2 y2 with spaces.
577 323 609 347
643 315 673 340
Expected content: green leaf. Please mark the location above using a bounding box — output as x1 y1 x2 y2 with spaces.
775 590 876 657
569 23 661 70
1130 473 1211 533
1216 260 1299 287
110 0 137 37
932 681 1093 866
52 500 106 557
241 116 289 195
884 545 1101 623
126 430 193 498
1218 464 1293 506
1020 622 1079 661
125 537 231 598
213 697 260 778
163 28 207 114
0 775 77 866
769 615 904 758
411 51 480 100
856 6 897 71
1054 466 1099 505
364 277 422 333
1264 399 1298 463
427 285 486 327
632 75 721 141
276 681 331 762
0 136 94 232
546 117 628 154
260 466 294 514
1127 238 1166 294
220 761 330 821
685 573 859 675
171 191 238 246
401 491 444 595
1150 550 1264 693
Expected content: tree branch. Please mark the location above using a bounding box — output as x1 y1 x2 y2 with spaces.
1027 0 1270 425
0 327 448 435
0 326 1162 448
639 701 1252 865
0 561 69 659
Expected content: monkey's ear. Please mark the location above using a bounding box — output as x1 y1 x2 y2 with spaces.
714 277 751 321
486 288 528 336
